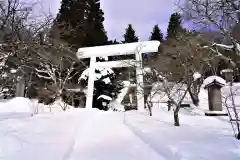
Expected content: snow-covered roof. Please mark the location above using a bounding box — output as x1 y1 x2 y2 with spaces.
203 76 226 88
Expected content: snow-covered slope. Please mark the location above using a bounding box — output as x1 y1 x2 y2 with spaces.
0 97 240 159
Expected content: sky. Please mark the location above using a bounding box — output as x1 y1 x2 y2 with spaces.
41 0 178 41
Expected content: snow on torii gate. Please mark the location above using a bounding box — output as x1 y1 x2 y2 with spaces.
76 41 160 111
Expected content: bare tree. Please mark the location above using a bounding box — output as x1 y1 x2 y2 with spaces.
0 0 86 109
0 0 43 97
31 43 82 102
179 0 240 56
178 0 240 137
222 82 240 139
149 31 225 126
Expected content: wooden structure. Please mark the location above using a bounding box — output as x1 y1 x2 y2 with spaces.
204 79 225 111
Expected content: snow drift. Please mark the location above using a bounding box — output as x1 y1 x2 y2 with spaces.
0 97 73 120
0 101 239 160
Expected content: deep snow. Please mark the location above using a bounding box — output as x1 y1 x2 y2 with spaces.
0 96 240 160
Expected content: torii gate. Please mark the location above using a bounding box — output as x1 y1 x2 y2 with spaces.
76 41 160 111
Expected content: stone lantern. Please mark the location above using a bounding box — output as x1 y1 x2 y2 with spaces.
203 76 227 116
220 69 234 82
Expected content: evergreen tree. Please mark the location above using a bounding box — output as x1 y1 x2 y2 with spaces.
92 68 123 111
122 24 139 43
108 39 119 44
79 67 123 111
54 0 108 48
55 0 122 110
150 25 163 42
106 39 119 46
112 39 119 44
144 24 163 62
54 0 86 48
84 0 108 47
120 24 138 59
118 24 139 82
166 12 183 39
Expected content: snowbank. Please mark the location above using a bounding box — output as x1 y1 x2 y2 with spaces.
0 97 74 119
0 97 36 113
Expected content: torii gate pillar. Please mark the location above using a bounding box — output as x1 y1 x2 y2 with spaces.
85 56 96 109
76 41 160 111
135 49 145 112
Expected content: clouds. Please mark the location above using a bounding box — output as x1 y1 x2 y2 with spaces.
43 0 178 41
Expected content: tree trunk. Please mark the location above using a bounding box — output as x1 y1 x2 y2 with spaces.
146 101 152 116
188 88 199 106
148 103 152 116
167 100 172 111
174 111 180 126
237 132 240 140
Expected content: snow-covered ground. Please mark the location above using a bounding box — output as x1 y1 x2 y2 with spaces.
0 96 240 160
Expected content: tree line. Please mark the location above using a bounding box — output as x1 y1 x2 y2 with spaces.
53 0 183 48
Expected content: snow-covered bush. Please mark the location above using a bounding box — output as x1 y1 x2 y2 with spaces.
79 67 123 111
